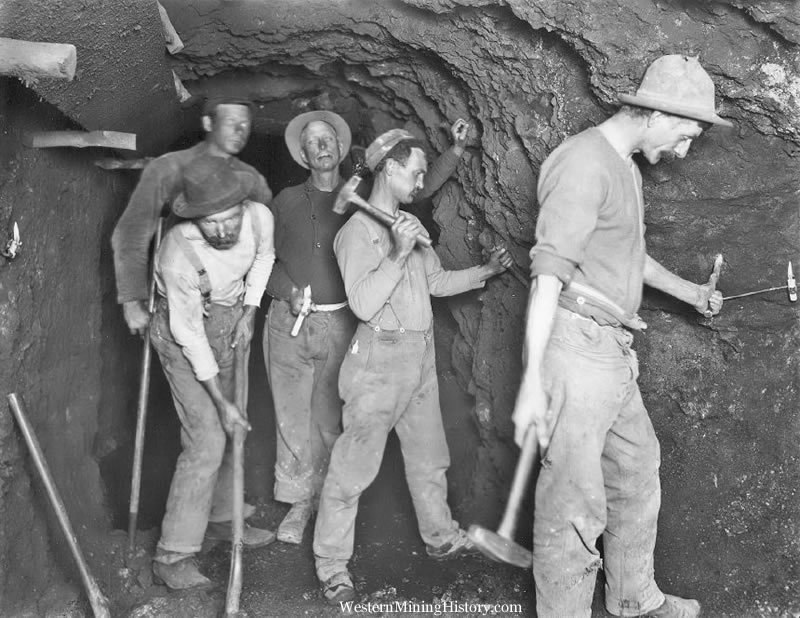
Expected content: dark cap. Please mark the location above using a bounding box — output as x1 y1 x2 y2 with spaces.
202 96 256 117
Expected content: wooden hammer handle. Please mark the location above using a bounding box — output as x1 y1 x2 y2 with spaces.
497 426 539 540
349 194 432 248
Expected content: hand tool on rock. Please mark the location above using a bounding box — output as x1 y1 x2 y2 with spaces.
467 426 538 568
723 261 798 303
1 222 21 260
128 218 164 554
477 230 529 288
7 393 112 618
290 285 312 337
225 342 250 617
333 175 433 248
703 253 724 318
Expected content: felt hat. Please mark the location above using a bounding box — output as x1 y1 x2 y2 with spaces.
284 110 352 169
618 55 733 127
172 156 252 219
364 129 418 171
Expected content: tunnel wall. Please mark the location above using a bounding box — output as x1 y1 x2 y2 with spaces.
0 79 135 616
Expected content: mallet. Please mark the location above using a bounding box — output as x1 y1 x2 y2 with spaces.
467 426 538 568
703 253 724 318
7 393 112 618
333 175 433 248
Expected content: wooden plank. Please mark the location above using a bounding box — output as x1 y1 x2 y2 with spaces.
25 131 137 151
0 37 76 81
157 2 184 55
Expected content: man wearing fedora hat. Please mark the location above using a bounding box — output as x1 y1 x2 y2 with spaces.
312 128 513 604
512 55 729 618
148 155 276 590
265 111 473 546
112 95 271 337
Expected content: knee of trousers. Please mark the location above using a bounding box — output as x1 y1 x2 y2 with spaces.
185 428 227 469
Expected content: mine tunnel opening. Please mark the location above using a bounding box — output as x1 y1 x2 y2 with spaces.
97 119 483 544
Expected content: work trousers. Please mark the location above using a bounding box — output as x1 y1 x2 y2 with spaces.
150 299 245 557
265 299 356 504
313 323 461 582
533 308 665 617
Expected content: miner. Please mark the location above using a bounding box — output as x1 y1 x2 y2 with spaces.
148 156 276 590
511 55 728 618
266 113 475 546
112 96 271 337
312 128 513 604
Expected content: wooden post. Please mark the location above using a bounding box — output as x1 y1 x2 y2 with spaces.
0 37 77 82
157 2 184 54
25 131 137 151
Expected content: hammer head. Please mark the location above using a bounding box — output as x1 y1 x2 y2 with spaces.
333 175 362 215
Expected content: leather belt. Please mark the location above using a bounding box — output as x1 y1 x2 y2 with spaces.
313 300 348 312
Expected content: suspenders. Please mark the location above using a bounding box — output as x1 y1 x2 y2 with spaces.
171 203 261 314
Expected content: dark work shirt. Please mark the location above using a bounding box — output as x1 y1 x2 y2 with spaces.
266 146 462 306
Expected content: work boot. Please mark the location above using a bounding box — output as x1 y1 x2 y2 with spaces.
426 528 481 560
208 501 257 522
205 521 276 548
277 500 312 544
641 595 701 618
321 571 356 605
152 556 213 591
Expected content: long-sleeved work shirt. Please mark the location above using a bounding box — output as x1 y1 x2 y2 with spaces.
334 210 484 331
530 127 646 322
155 202 275 381
266 146 463 306
112 141 272 304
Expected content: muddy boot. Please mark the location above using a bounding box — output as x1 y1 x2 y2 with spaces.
321 571 355 606
641 595 701 618
277 500 312 544
426 528 481 560
205 521 277 548
152 555 212 591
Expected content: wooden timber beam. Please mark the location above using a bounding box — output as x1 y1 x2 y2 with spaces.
157 2 184 55
0 37 77 82
24 131 137 151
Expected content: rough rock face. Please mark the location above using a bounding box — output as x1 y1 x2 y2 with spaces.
158 0 800 509
1 0 799 613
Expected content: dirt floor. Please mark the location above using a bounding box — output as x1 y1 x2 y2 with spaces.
72 315 799 618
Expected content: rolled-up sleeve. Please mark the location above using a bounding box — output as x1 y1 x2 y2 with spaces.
530 152 607 286
334 220 403 322
243 204 276 307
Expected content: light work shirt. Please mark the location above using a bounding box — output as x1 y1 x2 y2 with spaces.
155 202 275 381
334 210 484 331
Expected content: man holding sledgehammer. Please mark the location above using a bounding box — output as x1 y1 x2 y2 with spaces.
147 155 276 590
512 55 728 618
266 112 474 545
312 129 513 603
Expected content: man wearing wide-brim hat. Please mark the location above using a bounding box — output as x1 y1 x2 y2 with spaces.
149 155 276 590
264 110 474 547
512 55 729 618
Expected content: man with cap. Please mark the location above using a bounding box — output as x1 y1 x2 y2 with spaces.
311 128 513 603
148 155 276 590
512 55 728 618
265 112 473 545
112 96 271 337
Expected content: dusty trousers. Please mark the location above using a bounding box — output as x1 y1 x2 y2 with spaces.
313 324 461 581
533 308 666 617
150 299 245 556
264 299 356 504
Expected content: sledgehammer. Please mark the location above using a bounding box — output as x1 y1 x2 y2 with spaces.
333 175 433 248
467 426 537 568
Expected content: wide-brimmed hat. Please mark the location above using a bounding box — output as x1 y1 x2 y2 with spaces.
365 129 418 171
172 156 252 219
285 110 352 169
618 55 732 127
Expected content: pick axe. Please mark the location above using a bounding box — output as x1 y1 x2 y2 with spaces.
333 175 432 248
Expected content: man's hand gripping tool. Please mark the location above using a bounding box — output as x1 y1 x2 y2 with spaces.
290 285 312 337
